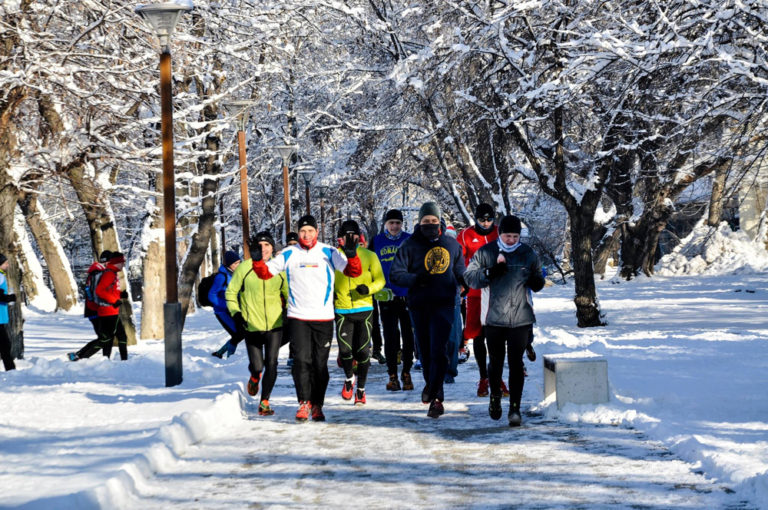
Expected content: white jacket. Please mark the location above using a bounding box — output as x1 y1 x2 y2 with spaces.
264 242 350 321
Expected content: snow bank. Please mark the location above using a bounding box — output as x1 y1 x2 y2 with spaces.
657 221 768 275
17 387 246 510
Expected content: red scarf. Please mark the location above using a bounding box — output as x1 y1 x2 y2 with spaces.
299 236 317 250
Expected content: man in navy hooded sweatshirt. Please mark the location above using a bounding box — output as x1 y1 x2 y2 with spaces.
390 202 465 419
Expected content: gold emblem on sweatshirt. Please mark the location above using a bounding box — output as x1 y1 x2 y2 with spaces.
424 247 450 275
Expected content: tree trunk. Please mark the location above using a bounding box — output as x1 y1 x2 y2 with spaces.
140 215 166 340
0 191 24 359
593 226 622 278
14 208 57 309
17 191 78 311
570 210 606 327
179 133 221 323
707 165 728 227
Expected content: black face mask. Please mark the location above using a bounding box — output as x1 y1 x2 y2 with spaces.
420 223 440 240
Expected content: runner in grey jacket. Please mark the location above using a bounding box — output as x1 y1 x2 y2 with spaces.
463 215 544 426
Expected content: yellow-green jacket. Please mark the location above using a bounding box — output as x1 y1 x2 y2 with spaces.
334 246 386 314
226 258 288 331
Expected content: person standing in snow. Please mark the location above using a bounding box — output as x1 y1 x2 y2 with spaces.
0 253 17 371
457 203 508 398
390 202 466 419
463 215 544 427
227 232 288 416
209 251 245 359
442 223 463 385
250 215 362 422
369 208 416 392
334 220 386 406
69 253 130 361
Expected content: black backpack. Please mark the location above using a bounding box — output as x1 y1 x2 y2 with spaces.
197 273 217 307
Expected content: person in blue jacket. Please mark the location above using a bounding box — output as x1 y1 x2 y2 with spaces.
369 208 416 392
210 251 244 358
0 253 18 371
390 202 466 419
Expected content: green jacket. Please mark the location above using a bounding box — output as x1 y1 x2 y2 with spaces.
334 246 386 313
226 258 288 331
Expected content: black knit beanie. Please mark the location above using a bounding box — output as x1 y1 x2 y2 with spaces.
475 203 495 220
98 251 113 263
384 209 403 222
499 215 522 234
252 231 276 248
339 220 361 237
297 215 318 230
0 253 6 266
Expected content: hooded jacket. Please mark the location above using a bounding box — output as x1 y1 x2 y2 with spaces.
226 258 288 332
334 245 386 313
389 224 465 310
95 263 122 317
463 240 543 328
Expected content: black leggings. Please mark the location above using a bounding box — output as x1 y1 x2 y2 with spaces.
335 311 372 389
244 328 282 401
474 330 488 379
0 324 15 371
380 297 415 376
485 324 531 408
289 319 334 406
77 315 128 360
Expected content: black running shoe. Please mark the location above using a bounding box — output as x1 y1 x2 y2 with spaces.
489 395 502 421
427 399 444 418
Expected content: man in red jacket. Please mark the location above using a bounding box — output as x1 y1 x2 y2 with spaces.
69 252 129 361
457 203 506 397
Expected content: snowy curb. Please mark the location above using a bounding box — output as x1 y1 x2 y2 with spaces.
16 383 248 510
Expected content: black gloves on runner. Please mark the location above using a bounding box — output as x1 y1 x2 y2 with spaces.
232 312 247 331
120 290 129 299
342 233 358 258
526 271 546 292
457 275 470 297
0 290 15 303
249 241 263 262
355 284 369 296
485 262 507 280
112 299 123 307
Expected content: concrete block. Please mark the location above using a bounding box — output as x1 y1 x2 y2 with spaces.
543 353 609 409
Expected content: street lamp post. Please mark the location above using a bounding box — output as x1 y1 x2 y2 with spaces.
273 144 298 241
297 169 316 217
223 100 255 258
316 185 328 243
135 1 192 388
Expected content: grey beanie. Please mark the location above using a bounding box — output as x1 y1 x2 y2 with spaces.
418 202 441 222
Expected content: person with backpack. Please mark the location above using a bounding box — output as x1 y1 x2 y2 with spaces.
250 215 362 422
226 232 287 416
68 251 112 361
390 202 466 419
0 253 18 371
69 252 130 361
369 208 416 392
207 251 245 358
333 220 386 406
463 215 545 427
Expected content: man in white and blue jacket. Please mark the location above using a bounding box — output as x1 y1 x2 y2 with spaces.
0 253 18 371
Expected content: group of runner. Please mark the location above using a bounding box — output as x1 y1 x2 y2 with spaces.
61 200 544 427
210 201 544 426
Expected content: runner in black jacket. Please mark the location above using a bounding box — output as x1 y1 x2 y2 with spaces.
390 202 466 419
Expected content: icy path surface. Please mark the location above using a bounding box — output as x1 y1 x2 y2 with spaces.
128 360 748 509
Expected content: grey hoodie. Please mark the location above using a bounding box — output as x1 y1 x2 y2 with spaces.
463 240 543 328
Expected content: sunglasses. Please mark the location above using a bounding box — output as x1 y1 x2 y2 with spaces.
478 216 494 222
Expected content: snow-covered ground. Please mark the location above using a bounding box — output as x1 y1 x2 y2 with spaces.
1 271 767 509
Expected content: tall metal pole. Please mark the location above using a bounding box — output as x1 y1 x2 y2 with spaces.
237 130 250 258
320 197 325 243
160 49 182 387
304 180 311 216
282 159 291 238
